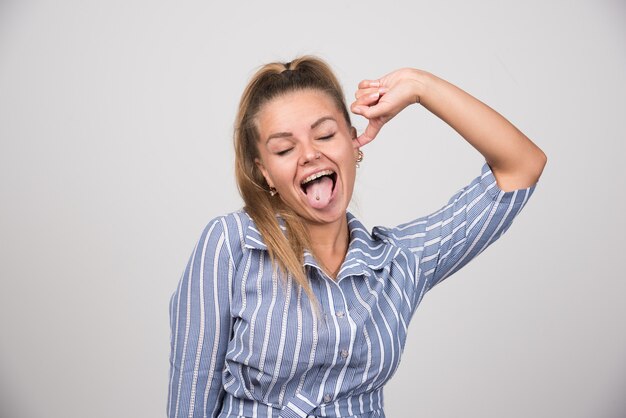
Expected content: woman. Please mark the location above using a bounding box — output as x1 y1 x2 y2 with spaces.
167 56 547 418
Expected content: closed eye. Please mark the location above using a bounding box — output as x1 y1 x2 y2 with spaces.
276 148 293 156
318 133 335 140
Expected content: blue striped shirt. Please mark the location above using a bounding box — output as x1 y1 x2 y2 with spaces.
168 163 536 418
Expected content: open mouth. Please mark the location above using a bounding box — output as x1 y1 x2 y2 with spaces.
300 170 337 194
300 170 337 209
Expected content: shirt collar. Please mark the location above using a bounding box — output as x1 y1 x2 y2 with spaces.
243 211 400 279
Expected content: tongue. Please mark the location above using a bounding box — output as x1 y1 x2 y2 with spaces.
305 176 333 209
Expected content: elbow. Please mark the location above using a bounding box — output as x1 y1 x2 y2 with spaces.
513 146 546 190
490 146 547 191
529 147 547 184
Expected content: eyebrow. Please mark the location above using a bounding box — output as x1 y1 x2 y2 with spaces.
266 116 337 143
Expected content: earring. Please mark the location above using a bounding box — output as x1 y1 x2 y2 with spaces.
356 150 364 168
269 187 277 196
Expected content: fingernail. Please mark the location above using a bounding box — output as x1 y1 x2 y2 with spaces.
369 81 380 87
379 87 388 94
368 92 379 99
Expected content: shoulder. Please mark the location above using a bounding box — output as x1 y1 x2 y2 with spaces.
195 209 254 263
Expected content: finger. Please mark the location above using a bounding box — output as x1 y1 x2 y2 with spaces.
350 98 376 115
350 103 367 117
352 88 392 110
355 122 382 147
352 92 381 108
354 86 389 100
350 101 383 117
350 102 375 118
354 87 379 99
353 100 394 120
357 79 381 89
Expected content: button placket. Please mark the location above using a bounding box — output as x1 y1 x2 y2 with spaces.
318 275 358 409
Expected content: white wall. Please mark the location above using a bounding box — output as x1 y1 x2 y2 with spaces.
1 0 624 417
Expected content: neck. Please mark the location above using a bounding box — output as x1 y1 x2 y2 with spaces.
305 213 350 279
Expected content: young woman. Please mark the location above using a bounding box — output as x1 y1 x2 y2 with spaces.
167 56 547 418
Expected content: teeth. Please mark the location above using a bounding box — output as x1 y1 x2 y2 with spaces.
301 170 334 185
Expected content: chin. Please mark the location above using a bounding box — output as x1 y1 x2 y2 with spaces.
303 199 350 225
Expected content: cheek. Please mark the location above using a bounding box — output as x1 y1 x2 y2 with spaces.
340 155 357 184
265 160 295 186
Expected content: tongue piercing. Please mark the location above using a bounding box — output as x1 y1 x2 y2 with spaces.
315 192 320 201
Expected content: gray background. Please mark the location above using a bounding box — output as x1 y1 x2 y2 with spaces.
1 0 625 417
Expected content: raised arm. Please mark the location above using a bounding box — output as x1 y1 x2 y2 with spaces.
350 68 547 191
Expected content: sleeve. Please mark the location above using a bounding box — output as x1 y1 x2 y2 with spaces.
167 217 234 418
374 162 537 292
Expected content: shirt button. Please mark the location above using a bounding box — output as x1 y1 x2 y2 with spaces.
340 349 349 359
335 310 345 318
323 393 332 403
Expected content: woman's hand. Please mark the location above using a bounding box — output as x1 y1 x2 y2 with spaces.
352 67 546 191
351 68 431 146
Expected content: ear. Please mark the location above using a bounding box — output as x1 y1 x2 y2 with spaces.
350 126 359 149
254 157 273 188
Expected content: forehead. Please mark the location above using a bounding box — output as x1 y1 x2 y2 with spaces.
256 89 344 135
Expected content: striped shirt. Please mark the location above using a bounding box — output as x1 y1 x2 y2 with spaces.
167 163 536 418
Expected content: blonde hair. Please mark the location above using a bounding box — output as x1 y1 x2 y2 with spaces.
234 56 352 303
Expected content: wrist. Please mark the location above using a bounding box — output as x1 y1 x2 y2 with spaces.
409 69 436 104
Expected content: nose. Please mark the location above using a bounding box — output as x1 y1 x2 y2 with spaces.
299 143 321 165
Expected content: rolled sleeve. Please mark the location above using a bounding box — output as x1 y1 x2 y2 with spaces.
374 162 537 291
426 162 536 287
